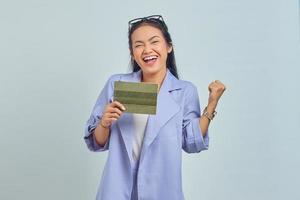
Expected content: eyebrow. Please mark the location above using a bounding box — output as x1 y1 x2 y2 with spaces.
134 36 160 44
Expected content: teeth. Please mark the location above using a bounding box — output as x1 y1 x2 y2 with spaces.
143 55 157 61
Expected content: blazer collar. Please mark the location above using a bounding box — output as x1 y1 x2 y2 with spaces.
120 69 181 91
116 69 182 166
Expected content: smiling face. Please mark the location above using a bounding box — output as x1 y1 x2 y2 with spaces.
130 24 172 78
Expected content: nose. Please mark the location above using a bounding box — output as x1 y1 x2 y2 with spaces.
142 44 153 55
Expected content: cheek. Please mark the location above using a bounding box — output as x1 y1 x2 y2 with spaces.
159 48 169 60
157 45 169 56
132 49 142 60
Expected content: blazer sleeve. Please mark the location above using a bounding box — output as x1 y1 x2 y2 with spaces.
182 83 209 153
84 75 117 152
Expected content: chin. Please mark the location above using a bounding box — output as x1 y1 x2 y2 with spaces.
141 68 160 76
141 65 164 75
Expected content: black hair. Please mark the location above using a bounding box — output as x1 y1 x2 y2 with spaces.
128 17 179 79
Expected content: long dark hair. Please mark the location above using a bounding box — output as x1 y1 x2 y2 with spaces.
128 16 179 79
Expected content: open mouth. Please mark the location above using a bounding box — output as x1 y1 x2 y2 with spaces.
143 55 158 65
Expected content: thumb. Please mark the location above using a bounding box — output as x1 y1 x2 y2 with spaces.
208 85 212 93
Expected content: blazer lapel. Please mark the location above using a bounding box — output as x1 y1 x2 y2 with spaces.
116 70 142 166
140 70 181 162
117 112 134 165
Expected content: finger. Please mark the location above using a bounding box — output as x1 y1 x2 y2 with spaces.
102 117 118 125
112 107 123 115
107 112 121 119
216 82 226 91
102 111 120 119
215 80 225 87
107 117 118 124
111 101 126 111
102 112 109 119
208 84 213 92
107 107 123 115
220 85 226 91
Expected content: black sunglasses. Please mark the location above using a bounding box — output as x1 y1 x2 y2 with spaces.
128 15 167 31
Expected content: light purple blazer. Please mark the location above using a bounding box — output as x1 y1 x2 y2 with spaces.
84 69 209 200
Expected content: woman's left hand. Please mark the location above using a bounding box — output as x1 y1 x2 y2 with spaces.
208 80 226 105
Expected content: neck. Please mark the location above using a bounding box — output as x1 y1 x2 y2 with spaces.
141 68 167 89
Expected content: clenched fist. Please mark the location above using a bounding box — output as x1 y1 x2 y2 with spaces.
208 80 226 104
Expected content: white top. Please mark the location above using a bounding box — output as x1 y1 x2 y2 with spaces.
132 113 149 162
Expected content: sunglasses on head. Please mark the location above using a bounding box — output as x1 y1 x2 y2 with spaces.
128 15 167 31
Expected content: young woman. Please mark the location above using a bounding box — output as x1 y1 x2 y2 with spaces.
84 15 226 200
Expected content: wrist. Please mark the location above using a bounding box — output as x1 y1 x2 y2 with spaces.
207 101 217 112
202 106 217 121
99 120 110 129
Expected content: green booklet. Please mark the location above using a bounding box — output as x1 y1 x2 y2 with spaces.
114 81 158 114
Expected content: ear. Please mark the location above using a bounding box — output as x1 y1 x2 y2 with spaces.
129 48 134 58
167 44 173 53
130 53 135 62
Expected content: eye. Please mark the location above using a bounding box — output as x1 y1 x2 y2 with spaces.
134 43 143 48
151 40 159 44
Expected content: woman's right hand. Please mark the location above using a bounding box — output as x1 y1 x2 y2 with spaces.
100 101 126 128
